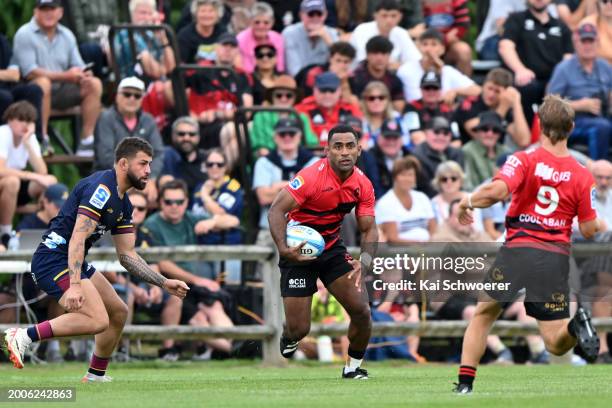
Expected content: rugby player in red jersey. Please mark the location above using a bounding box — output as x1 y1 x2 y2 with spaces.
268 124 378 379
453 95 605 394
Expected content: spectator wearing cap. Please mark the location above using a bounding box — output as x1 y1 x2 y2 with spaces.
350 36 406 113
350 0 421 70
547 22 612 160
499 0 573 126
462 111 511 190
295 72 362 145
369 119 429 196
398 28 480 104
11 0 103 157
282 0 340 76
581 0 612 65
0 101 57 240
252 117 319 236
454 68 530 149
251 43 282 105
237 2 285 74
359 81 408 149
412 116 464 197
93 76 164 203
402 70 457 145
177 0 227 64
251 75 319 157
17 183 68 231
298 41 358 104
421 0 473 76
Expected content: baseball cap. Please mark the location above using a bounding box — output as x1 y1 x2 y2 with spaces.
380 119 402 138
314 72 340 91
577 23 597 40
301 0 326 13
44 183 69 207
274 118 302 133
420 70 441 89
118 76 145 92
218 32 238 46
341 114 363 131
35 0 61 8
427 116 451 131
474 111 504 133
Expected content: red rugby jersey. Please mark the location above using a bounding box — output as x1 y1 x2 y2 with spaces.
494 147 597 245
286 158 375 249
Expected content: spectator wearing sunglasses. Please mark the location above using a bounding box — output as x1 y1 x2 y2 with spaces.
251 43 282 106
237 2 285 74
412 116 464 197
251 75 318 157
359 81 407 150
94 77 164 203
295 72 362 145
282 0 339 76
461 111 511 190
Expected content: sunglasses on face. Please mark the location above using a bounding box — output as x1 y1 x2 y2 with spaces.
273 91 295 100
440 176 459 183
256 51 276 59
366 95 386 102
253 19 272 26
318 88 337 94
206 161 225 168
479 126 501 134
307 10 323 18
422 86 440 91
133 205 147 212
600 0 611 4
163 199 185 206
278 131 297 138
433 129 451 136
121 91 143 100
176 130 198 137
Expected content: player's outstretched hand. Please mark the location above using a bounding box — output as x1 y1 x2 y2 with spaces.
164 279 190 299
457 197 474 225
347 260 362 292
64 285 84 312
281 241 315 263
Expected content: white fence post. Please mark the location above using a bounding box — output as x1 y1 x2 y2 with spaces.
262 255 285 366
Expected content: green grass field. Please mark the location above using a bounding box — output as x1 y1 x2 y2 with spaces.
1 361 611 407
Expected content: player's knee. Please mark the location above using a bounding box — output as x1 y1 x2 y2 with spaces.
348 304 371 326
111 302 129 326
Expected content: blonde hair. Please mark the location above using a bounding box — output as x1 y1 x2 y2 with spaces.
432 160 465 192
539 95 575 145
191 0 224 19
129 0 156 14
360 81 393 122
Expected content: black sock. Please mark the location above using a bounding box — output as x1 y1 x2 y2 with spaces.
458 365 477 386
348 347 366 360
567 319 577 339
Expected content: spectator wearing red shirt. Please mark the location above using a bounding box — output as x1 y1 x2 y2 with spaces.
295 72 362 145
422 0 473 76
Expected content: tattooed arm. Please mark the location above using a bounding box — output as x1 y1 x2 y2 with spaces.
113 233 190 298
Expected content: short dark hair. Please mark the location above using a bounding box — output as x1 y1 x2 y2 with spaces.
485 68 513 88
366 35 394 54
375 0 401 12
114 137 154 163
2 101 37 123
329 41 356 60
328 124 360 144
391 156 421 180
419 27 444 44
159 179 188 202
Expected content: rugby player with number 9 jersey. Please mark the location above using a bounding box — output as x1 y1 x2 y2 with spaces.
268 124 378 380
453 96 605 394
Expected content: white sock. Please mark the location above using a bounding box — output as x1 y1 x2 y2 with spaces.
344 357 363 373
81 135 94 145
0 225 12 235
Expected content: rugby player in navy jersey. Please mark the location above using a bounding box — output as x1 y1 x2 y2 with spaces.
268 124 379 379
3 137 189 382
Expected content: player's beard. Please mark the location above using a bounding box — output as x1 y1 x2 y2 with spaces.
127 169 147 190
528 2 548 13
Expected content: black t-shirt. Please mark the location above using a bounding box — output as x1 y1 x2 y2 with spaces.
502 10 573 80
453 96 514 144
177 22 226 64
0 34 14 90
556 0 581 12
349 62 404 102
403 99 456 133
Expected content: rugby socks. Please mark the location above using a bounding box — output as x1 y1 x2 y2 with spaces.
88 354 110 377
458 365 477 386
26 321 54 342
344 348 366 373
567 319 577 338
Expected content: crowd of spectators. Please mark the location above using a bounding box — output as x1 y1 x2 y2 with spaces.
0 0 611 364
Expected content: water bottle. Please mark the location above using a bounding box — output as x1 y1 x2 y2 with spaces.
8 231 20 251
317 335 334 362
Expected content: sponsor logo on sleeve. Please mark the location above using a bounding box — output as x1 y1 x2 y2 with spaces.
89 184 111 209
218 192 236 209
591 185 597 209
289 176 305 190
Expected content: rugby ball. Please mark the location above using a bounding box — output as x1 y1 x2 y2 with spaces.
286 225 325 258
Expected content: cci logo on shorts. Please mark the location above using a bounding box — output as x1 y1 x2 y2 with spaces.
288 278 306 288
